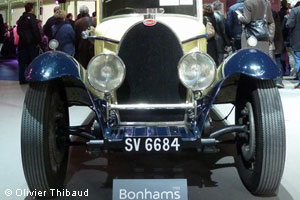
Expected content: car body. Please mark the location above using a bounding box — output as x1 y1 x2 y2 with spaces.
21 0 286 198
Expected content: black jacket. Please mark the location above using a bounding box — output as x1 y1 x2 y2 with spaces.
286 6 300 51
225 0 245 40
0 14 4 43
213 11 230 53
17 12 41 47
203 13 218 64
43 16 60 40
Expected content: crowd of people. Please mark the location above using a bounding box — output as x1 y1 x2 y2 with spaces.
0 0 300 88
0 3 96 84
203 0 300 89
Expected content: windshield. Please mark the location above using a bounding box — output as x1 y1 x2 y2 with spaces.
102 0 197 18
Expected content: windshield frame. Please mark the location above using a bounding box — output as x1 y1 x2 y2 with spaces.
97 0 202 23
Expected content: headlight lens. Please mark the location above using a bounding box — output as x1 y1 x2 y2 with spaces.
178 52 216 91
87 54 125 93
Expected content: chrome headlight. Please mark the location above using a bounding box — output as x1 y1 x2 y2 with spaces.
178 52 216 91
87 54 125 93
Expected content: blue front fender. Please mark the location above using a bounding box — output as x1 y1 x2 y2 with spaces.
223 48 280 79
25 51 81 82
197 49 279 135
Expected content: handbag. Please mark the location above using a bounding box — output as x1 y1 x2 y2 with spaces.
245 0 269 41
204 16 215 40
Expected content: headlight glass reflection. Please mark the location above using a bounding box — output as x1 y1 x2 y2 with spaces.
87 54 125 93
178 52 216 91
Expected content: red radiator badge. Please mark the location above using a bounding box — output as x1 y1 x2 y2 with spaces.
143 19 157 26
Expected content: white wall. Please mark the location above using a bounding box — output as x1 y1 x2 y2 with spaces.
11 7 24 26
40 0 95 24
77 1 95 16
41 3 57 25
0 10 6 23
67 1 75 17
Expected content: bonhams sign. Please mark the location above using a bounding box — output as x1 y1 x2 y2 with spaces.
113 179 187 200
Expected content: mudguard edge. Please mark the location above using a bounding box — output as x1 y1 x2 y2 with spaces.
223 48 279 79
25 51 81 82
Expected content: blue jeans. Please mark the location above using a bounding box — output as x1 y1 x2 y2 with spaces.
295 51 300 84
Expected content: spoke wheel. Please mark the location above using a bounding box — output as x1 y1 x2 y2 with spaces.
235 79 286 196
21 81 69 197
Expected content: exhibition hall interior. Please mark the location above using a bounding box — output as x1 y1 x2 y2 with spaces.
0 0 300 199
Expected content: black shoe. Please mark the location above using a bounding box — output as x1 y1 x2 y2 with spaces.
276 83 284 88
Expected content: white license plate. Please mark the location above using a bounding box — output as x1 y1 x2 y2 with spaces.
124 137 181 152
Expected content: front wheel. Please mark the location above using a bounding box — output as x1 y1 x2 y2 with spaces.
21 81 69 197
235 79 286 196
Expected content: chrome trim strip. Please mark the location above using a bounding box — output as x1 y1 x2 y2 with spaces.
182 34 208 44
119 121 187 126
109 103 194 110
88 36 119 44
102 14 198 23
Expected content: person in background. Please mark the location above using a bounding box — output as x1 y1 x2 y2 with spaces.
226 0 245 51
66 13 75 29
212 0 230 65
74 5 96 68
1 25 16 58
43 6 61 40
279 0 289 23
52 10 75 56
92 11 96 20
237 0 274 54
272 10 285 88
282 7 295 76
37 20 48 52
203 4 218 65
17 2 41 84
286 3 300 89
0 14 5 56
76 13 82 21
13 21 19 54
13 21 19 46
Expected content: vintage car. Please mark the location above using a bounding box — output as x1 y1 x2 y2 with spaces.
21 0 285 197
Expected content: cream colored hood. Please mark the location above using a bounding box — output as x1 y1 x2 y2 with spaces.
95 15 206 42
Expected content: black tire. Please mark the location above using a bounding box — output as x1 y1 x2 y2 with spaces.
21 81 69 197
235 79 286 196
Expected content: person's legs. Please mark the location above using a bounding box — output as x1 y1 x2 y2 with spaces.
0 43 3 56
294 51 300 87
275 54 284 88
18 46 30 84
284 52 290 75
287 47 296 76
28 45 39 62
234 39 241 51
217 53 224 66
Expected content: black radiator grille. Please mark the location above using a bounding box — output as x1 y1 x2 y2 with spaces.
117 22 186 121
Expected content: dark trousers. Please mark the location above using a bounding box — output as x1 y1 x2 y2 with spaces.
232 39 241 52
18 45 39 83
217 53 224 66
274 54 284 84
